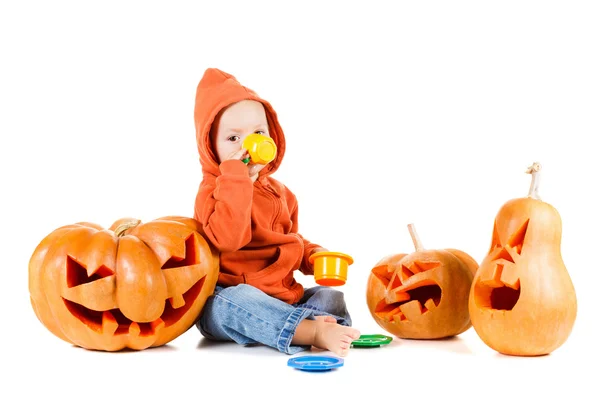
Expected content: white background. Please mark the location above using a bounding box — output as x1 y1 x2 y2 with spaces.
1 1 598 398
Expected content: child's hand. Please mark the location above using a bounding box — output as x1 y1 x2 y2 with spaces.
225 148 250 162
311 247 329 257
224 148 263 181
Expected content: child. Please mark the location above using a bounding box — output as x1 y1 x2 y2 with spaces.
192 68 360 356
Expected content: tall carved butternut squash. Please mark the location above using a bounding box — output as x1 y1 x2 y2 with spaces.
469 162 577 356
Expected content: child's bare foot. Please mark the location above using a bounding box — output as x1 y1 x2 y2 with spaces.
313 319 361 357
292 317 361 357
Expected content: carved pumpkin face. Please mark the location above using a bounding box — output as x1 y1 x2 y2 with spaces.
29 216 219 351
367 224 478 340
471 208 529 314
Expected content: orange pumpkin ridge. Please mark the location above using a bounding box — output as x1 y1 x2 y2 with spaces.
29 216 220 351
468 162 577 356
366 223 478 340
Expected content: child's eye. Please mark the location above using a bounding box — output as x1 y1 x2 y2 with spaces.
254 130 265 135
227 135 240 142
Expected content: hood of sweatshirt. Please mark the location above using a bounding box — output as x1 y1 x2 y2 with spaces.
194 68 286 180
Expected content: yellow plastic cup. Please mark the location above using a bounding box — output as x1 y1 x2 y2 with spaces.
309 251 354 286
242 133 277 164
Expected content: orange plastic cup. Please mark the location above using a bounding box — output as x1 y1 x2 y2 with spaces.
309 251 354 286
242 133 277 164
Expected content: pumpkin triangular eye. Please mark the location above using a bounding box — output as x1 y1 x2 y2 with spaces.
388 271 402 290
161 235 198 269
412 261 441 272
489 221 502 254
507 219 529 255
62 256 117 313
371 265 392 286
66 256 114 288
401 265 414 281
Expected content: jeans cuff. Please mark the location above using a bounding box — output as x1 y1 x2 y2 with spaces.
276 307 314 354
296 303 319 311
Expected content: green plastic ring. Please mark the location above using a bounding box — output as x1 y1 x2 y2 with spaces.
351 334 393 348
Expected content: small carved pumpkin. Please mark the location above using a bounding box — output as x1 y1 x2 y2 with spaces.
469 163 577 356
28 216 219 351
366 224 478 339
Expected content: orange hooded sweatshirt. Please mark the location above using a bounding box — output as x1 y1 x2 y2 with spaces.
193 68 322 304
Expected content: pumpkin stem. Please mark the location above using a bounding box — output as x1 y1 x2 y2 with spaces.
114 219 141 237
407 223 424 251
526 162 542 200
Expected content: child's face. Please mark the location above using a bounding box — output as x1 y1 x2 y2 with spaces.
211 99 271 179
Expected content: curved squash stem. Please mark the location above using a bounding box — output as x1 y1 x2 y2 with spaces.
407 223 424 251
115 219 141 237
526 162 542 200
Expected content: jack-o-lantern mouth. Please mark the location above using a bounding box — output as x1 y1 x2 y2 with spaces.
372 261 442 322
474 262 521 311
62 277 205 336
473 219 527 311
60 233 208 337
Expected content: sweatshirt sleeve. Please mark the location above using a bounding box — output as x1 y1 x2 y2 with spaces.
289 195 326 276
194 160 253 252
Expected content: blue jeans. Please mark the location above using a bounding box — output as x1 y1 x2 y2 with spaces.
196 284 352 355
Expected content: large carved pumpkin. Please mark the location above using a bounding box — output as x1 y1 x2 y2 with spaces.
29 216 219 351
366 224 478 339
469 163 577 356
